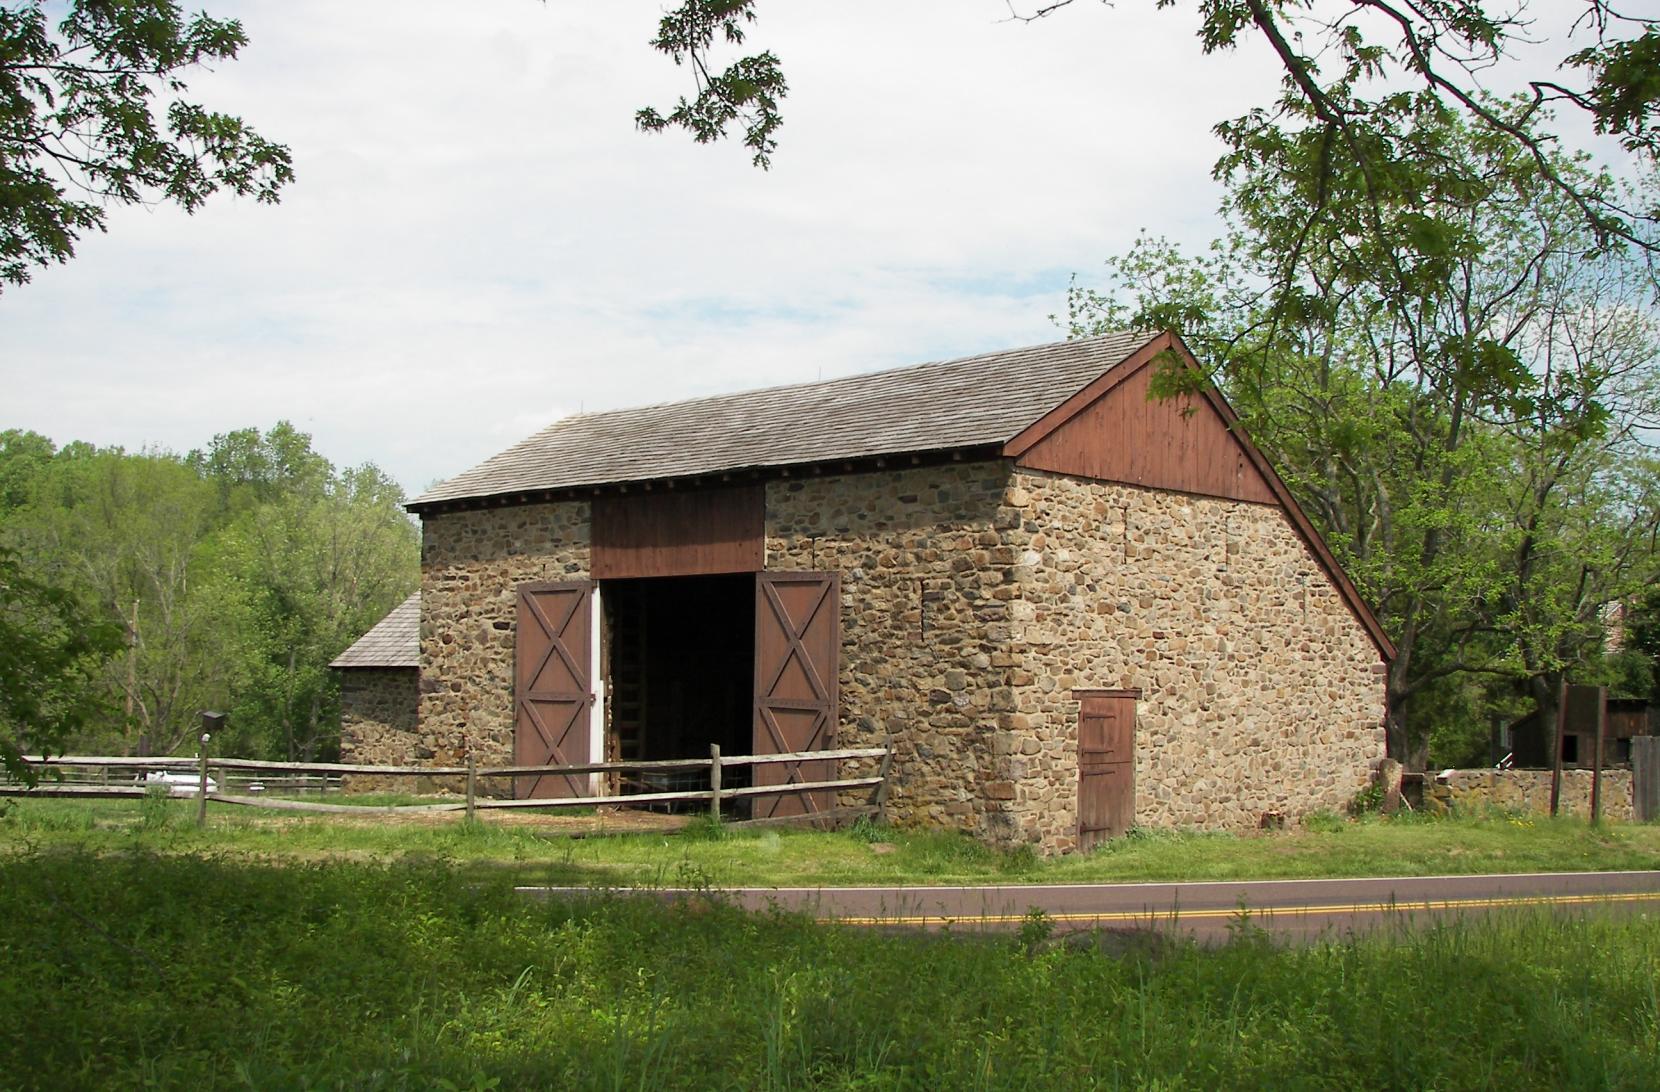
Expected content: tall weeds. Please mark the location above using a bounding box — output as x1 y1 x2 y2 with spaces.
1 850 1656 1089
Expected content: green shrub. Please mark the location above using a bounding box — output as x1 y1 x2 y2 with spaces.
1302 810 1347 833
138 785 175 831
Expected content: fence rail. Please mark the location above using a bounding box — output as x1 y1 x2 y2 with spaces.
5 742 896 829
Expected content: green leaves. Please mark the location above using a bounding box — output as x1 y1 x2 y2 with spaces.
0 0 291 290
636 1 787 168
0 546 123 783
1071 105 1660 764
0 422 417 762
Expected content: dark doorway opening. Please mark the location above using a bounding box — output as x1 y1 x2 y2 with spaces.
604 573 755 807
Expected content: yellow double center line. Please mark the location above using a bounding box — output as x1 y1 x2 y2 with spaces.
826 890 1660 927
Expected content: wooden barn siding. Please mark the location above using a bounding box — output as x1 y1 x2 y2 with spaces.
1013 361 1277 505
591 484 765 579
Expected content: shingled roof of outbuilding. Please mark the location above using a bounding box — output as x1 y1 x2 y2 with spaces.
409 330 1158 508
330 593 419 669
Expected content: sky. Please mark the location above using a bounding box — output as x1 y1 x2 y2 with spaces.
0 2 1368 495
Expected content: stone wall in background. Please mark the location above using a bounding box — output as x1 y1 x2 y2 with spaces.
418 501 590 773
1427 768 1635 821
338 667 420 792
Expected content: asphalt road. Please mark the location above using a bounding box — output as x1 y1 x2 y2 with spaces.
521 870 1660 943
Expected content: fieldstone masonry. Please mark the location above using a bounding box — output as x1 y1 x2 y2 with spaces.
415 460 1387 852
1428 768 1635 821
338 668 420 792
420 501 590 769
767 463 1386 851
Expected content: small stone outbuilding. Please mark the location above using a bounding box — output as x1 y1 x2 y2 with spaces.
388 330 1391 852
331 592 420 786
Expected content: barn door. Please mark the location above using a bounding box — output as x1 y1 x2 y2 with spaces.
514 581 594 799
753 572 840 818
1078 691 1136 850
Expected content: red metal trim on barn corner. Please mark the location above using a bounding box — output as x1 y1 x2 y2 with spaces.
1001 331 1396 663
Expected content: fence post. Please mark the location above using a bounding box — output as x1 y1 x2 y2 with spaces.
1549 679 1567 817
196 737 211 828
1590 685 1606 825
873 735 896 820
709 743 722 821
466 754 477 823
1632 736 1659 822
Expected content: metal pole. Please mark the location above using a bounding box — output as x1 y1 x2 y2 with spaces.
709 743 722 821
466 754 477 823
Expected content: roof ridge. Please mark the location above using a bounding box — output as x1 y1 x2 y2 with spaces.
538 331 1153 424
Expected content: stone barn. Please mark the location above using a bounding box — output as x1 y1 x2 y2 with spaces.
395 330 1391 852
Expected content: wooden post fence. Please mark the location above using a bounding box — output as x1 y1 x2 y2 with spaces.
1549 679 1567 818
1590 685 1607 825
1633 736 1659 823
196 710 224 828
709 743 723 821
7 743 897 828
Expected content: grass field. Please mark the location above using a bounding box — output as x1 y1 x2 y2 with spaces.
3 794 1658 888
2 849 1656 1089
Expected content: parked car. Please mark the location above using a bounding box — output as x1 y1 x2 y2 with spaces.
140 771 218 797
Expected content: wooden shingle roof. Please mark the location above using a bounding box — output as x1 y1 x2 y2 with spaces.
409 330 1157 509
330 593 419 669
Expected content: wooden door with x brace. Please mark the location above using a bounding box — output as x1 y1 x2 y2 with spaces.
513 581 595 799
752 571 840 818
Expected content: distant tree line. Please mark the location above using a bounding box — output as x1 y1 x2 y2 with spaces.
0 423 416 772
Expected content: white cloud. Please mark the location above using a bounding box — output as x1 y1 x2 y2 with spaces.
0 0 1284 494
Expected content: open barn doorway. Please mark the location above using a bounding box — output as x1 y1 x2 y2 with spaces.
603 573 756 808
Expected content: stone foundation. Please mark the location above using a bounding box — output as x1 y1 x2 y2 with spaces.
1427 768 1635 821
339 668 420 792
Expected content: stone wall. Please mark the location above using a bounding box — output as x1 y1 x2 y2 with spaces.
997 470 1387 850
767 462 1014 834
1427 768 1635 821
419 501 590 769
338 668 420 792
767 462 1387 850
417 460 1386 851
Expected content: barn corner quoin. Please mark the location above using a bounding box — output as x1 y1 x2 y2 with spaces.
349 330 1388 854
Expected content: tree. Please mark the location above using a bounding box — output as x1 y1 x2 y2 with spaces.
201 437 418 762
0 424 419 761
1066 112 1660 765
14 444 233 754
0 0 291 290
639 2 1656 213
0 546 123 784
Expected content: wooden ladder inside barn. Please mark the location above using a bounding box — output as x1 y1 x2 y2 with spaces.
608 591 648 784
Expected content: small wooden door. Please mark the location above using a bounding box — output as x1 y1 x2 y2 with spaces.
753 571 840 818
514 581 594 799
1078 691 1136 850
